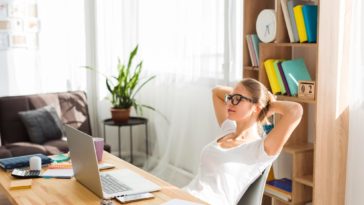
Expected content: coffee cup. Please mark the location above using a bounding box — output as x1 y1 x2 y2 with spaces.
93 138 104 162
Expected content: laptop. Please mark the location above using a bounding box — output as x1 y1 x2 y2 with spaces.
65 125 160 199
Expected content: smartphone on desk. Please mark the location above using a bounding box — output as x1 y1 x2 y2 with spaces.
116 193 154 203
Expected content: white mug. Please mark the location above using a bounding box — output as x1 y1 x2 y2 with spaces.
29 156 42 170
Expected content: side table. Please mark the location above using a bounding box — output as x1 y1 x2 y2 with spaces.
103 117 149 164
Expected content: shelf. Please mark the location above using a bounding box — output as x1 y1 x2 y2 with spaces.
277 95 316 104
261 42 318 48
295 175 314 187
264 191 292 204
283 143 314 154
243 66 259 71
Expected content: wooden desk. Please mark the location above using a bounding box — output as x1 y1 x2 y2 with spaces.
0 152 205 205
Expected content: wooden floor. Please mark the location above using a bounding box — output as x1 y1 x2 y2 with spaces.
0 192 11 205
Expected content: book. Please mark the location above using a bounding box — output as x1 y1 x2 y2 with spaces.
246 35 257 66
0 154 52 171
302 5 318 43
41 169 74 179
277 61 291 96
251 34 260 66
281 58 312 96
294 5 308 43
287 0 312 42
264 59 281 95
265 178 292 202
273 60 286 94
281 0 294 42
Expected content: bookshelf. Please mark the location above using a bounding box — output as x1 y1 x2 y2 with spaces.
243 0 350 204
244 0 315 204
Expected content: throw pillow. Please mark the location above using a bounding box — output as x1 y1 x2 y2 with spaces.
19 105 64 144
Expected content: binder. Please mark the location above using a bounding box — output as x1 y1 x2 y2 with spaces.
293 5 308 43
273 60 286 94
281 58 312 96
302 5 318 43
264 59 281 94
277 62 291 96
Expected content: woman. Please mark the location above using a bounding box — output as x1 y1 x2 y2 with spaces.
183 78 303 205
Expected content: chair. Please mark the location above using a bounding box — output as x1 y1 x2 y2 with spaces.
237 165 271 205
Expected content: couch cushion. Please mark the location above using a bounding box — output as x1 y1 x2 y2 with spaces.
58 91 92 135
43 139 69 153
0 147 12 158
0 96 30 144
5 142 48 156
18 106 63 144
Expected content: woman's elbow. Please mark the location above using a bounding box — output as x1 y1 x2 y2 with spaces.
291 103 304 120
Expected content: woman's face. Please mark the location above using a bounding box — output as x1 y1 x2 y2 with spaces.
226 84 259 122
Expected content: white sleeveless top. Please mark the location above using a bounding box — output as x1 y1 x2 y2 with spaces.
183 120 279 205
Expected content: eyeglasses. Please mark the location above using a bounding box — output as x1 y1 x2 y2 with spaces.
224 94 254 105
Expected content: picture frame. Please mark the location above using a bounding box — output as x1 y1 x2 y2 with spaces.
298 80 315 100
9 34 27 48
0 3 8 18
0 33 9 50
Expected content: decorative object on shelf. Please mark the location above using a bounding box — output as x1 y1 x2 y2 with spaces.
84 45 156 122
256 9 277 43
298 80 315 100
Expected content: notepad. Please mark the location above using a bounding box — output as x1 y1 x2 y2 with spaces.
41 169 74 178
10 179 32 190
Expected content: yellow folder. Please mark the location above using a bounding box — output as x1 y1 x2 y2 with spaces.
264 59 281 94
293 5 307 43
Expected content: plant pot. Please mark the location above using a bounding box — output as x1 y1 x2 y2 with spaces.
111 108 131 123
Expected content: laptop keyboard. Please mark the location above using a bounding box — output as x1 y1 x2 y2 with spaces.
101 174 132 194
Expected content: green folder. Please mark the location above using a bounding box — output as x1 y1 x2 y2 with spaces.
273 60 286 94
281 58 312 96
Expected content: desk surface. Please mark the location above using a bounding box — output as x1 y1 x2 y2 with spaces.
0 152 205 205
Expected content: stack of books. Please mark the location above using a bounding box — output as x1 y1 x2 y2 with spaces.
264 58 312 96
265 178 292 202
281 0 318 43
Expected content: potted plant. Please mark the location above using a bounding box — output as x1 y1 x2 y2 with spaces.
85 45 156 122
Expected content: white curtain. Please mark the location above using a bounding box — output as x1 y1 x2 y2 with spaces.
0 0 86 96
346 0 364 204
95 0 242 187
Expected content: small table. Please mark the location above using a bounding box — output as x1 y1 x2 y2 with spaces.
103 117 148 164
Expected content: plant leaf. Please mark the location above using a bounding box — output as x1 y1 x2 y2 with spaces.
131 75 156 98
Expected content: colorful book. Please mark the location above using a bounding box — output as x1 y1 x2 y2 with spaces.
302 5 318 43
265 178 292 202
281 58 312 96
251 34 260 66
273 60 286 94
277 61 291 96
281 0 294 42
294 5 308 43
264 59 281 95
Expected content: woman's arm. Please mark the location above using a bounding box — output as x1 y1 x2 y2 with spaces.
212 86 232 126
264 100 303 156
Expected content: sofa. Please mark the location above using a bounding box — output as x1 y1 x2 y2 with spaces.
0 90 110 158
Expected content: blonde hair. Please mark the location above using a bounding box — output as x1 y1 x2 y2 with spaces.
240 78 271 122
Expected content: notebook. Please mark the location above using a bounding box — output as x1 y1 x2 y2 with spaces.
281 58 312 96
0 154 52 170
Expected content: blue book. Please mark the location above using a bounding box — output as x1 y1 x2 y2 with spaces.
302 5 318 43
267 178 292 192
0 154 52 170
281 58 312 96
251 34 260 66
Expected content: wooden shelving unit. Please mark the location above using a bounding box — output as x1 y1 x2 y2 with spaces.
243 0 320 204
